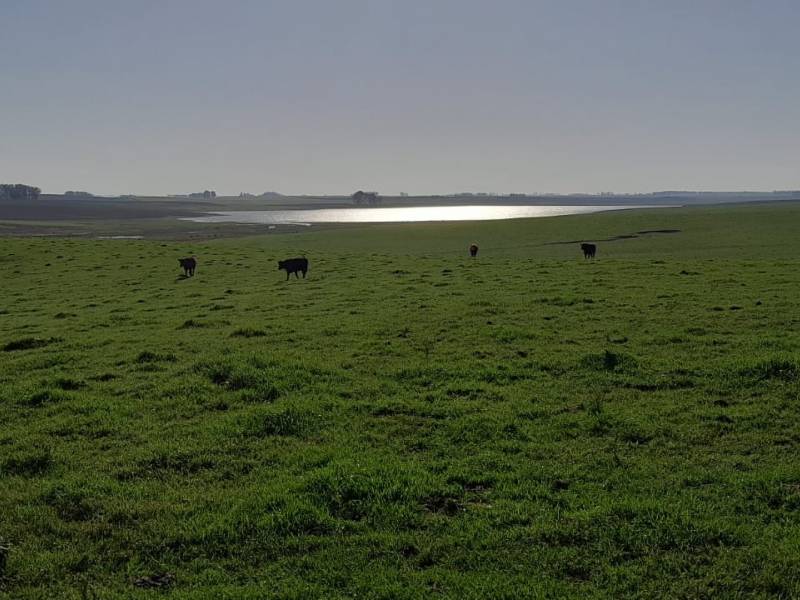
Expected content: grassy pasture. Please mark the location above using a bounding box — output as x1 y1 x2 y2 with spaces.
1 202 800 598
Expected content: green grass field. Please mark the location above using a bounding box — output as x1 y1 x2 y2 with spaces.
2 202 800 599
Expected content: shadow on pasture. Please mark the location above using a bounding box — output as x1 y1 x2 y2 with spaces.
545 229 681 245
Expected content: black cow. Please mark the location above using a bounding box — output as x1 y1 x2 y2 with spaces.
580 243 596 259
278 257 308 280
469 243 479 257
178 256 197 276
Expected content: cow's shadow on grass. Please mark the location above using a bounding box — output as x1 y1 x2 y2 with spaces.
545 229 681 245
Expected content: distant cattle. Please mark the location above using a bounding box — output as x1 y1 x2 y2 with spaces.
469 243 479 257
278 257 308 280
580 243 596 259
178 256 197 276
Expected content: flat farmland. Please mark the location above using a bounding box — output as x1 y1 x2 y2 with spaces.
1 202 799 598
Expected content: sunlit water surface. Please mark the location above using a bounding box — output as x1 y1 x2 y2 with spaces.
182 204 667 225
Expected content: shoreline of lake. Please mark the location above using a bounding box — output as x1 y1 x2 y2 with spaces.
181 204 677 226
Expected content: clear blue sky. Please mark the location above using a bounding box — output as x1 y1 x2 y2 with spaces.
2 0 798 196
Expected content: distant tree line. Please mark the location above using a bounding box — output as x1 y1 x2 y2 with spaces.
0 184 41 200
64 191 94 198
352 190 381 206
189 190 217 199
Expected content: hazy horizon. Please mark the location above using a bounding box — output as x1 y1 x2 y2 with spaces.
2 1 799 197
30 189 800 199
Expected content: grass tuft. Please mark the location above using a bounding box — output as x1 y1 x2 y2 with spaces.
3 337 57 352
242 406 316 437
22 388 70 406
2 446 53 476
579 350 638 372
136 350 177 363
740 358 798 382
230 327 268 338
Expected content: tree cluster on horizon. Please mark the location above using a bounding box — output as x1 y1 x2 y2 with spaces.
0 184 41 200
188 190 217 199
352 190 381 206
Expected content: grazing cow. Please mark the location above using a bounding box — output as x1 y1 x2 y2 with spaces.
178 256 197 276
278 257 308 280
469 243 479 257
580 243 596 259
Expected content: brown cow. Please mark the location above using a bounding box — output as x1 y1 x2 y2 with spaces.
469 244 479 257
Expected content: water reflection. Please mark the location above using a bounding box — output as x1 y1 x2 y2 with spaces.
182 204 662 225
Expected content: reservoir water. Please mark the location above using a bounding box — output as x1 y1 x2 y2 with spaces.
182 204 667 225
